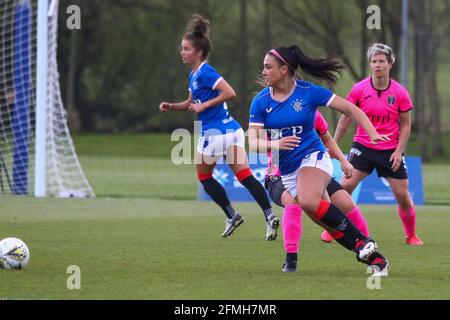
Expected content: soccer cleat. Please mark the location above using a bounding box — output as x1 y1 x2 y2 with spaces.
366 251 389 276
320 230 334 243
265 215 280 241
221 214 244 238
354 238 376 262
406 234 424 246
282 260 297 272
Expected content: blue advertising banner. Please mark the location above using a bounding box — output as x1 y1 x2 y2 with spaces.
332 156 425 205
197 154 424 205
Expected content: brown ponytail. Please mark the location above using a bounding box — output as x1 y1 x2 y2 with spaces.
183 14 212 60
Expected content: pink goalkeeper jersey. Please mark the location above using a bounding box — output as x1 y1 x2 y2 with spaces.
266 111 328 177
346 77 413 150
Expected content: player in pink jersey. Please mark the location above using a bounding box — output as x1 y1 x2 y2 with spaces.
265 111 370 253
334 43 423 246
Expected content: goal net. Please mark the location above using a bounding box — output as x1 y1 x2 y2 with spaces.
0 0 94 197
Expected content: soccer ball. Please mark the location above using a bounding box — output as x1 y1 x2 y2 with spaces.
0 237 30 270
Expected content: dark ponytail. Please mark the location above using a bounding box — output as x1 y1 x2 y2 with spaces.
269 45 344 86
183 14 212 59
289 46 344 85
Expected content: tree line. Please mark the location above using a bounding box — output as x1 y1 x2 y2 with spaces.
57 0 450 161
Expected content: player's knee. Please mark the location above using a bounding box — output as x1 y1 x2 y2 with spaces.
335 201 355 215
394 190 412 207
330 191 355 214
281 191 296 207
296 195 318 214
340 179 355 193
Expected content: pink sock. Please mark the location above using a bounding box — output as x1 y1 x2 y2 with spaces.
398 206 416 237
346 206 369 237
282 204 302 253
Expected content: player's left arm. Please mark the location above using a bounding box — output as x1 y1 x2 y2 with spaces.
390 111 411 172
188 79 236 113
320 131 353 178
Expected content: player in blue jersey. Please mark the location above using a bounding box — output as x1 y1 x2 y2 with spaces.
159 15 280 240
248 45 390 275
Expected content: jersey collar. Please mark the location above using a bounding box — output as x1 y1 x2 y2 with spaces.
370 77 391 97
270 79 297 103
192 61 207 77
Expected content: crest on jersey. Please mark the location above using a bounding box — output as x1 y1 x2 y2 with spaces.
388 96 395 105
292 99 303 112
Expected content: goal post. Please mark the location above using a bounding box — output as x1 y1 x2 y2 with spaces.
34 0 47 197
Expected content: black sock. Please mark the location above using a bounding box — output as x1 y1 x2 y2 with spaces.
200 177 235 219
334 233 358 251
286 252 297 262
240 175 273 221
320 203 367 250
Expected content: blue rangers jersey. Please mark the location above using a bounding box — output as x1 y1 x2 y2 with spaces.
249 80 336 175
189 62 241 135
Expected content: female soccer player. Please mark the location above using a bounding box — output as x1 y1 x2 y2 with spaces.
159 15 280 240
248 45 390 274
264 111 370 249
334 43 423 246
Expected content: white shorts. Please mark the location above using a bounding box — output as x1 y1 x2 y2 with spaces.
197 128 245 157
281 151 333 199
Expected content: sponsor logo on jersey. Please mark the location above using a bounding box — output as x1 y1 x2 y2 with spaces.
269 126 303 139
266 107 273 113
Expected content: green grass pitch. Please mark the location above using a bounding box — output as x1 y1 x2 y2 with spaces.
1 197 449 299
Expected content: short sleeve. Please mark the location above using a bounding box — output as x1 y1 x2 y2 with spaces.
399 87 413 112
311 84 335 107
314 111 329 135
346 84 361 106
249 95 265 126
201 67 223 90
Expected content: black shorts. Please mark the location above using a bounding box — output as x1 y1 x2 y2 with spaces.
265 175 285 207
265 176 344 208
327 178 345 197
348 142 408 179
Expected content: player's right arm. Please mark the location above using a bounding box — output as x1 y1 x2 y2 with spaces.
159 92 192 112
248 93 300 153
248 125 300 153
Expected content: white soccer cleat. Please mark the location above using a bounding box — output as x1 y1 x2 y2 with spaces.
368 252 389 277
221 214 244 238
265 216 280 241
355 238 376 262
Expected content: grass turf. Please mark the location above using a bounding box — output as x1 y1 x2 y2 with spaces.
74 133 450 203
1 197 449 299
